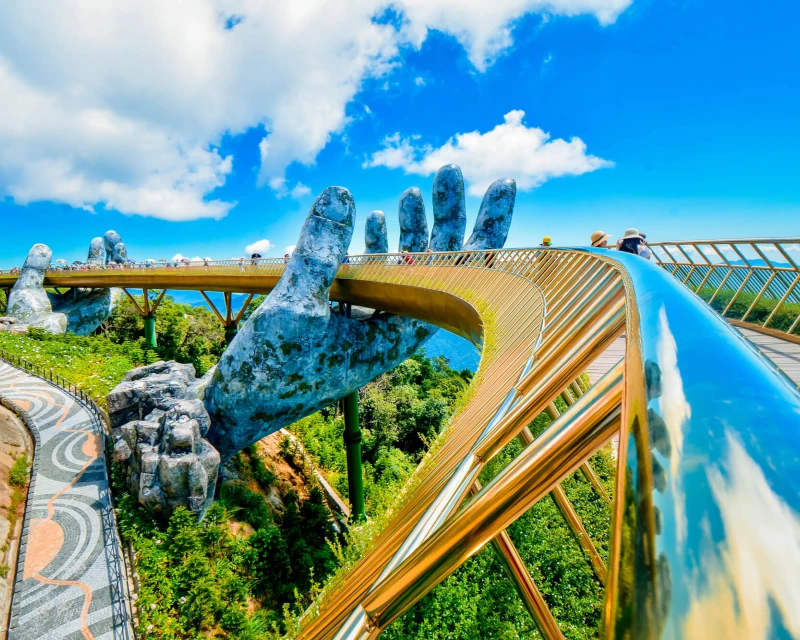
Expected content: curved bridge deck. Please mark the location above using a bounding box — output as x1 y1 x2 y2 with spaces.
0 361 130 640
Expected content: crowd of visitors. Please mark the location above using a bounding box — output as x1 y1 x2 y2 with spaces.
0 229 657 275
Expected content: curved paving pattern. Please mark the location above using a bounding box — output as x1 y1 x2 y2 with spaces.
0 362 131 640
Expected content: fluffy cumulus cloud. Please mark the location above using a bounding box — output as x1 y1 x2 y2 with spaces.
171 253 208 263
0 0 629 221
365 110 613 195
245 239 274 255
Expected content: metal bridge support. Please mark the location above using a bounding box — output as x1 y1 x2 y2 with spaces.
199 291 254 346
143 315 157 348
122 288 167 348
342 390 366 522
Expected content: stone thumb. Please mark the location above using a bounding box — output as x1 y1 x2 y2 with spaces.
269 186 356 313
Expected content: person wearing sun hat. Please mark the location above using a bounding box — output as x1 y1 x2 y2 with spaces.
618 227 651 259
591 230 612 248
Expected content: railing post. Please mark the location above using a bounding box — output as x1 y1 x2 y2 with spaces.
342 390 366 522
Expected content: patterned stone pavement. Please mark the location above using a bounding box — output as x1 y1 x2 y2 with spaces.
0 362 131 640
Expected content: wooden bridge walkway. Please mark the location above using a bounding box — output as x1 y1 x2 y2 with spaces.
588 328 800 390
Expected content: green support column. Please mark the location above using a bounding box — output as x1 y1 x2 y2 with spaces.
342 390 366 522
143 314 157 347
224 324 238 344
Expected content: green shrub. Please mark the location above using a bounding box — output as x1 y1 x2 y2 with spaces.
0 331 142 408
219 481 273 531
9 454 29 487
694 285 800 334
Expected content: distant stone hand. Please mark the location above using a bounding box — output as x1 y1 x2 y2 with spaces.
204 165 515 460
4 242 116 335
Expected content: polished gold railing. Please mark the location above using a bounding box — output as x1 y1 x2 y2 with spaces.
648 238 800 341
1 248 797 638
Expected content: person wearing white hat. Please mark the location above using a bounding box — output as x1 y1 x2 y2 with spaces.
591 230 612 247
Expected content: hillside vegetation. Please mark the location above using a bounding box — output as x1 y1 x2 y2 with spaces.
296 363 613 640
0 292 225 408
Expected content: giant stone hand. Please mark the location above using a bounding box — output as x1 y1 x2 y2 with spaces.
204 165 515 461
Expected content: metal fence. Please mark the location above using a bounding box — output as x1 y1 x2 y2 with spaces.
648 238 800 338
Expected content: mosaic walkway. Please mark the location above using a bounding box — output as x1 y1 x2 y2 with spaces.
0 362 131 640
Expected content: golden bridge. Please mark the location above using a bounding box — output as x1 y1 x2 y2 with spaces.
1 238 798 638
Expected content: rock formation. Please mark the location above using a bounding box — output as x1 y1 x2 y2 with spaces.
0 317 25 334
108 361 219 519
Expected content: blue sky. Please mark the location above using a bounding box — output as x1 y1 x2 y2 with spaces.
0 0 798 269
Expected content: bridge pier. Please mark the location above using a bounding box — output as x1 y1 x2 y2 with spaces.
342 390 366 522
199 291 253 346
143 314 157 348
122 288 166 348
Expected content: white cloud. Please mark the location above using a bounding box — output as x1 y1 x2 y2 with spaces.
245 239 274 255
290 183 312 199
270 178 313 200
284 245 297 256
414 76 426 86
394 0 631 70
171 253 205 262
365 110 613 195
0 1 629 220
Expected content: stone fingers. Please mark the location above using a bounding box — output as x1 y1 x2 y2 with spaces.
430 165 467 252
266 186 356 316
398 188 428 252
463 178 516 251
87 237 104 265
365 210 389 254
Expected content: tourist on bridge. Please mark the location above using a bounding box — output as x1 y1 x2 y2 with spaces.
591 230 613 248
540 236 553 247
618 228 651 259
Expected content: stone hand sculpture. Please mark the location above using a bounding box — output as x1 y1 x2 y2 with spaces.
204 165 516 460
4 239 119 336
103 230 128 264
6 244 54 324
